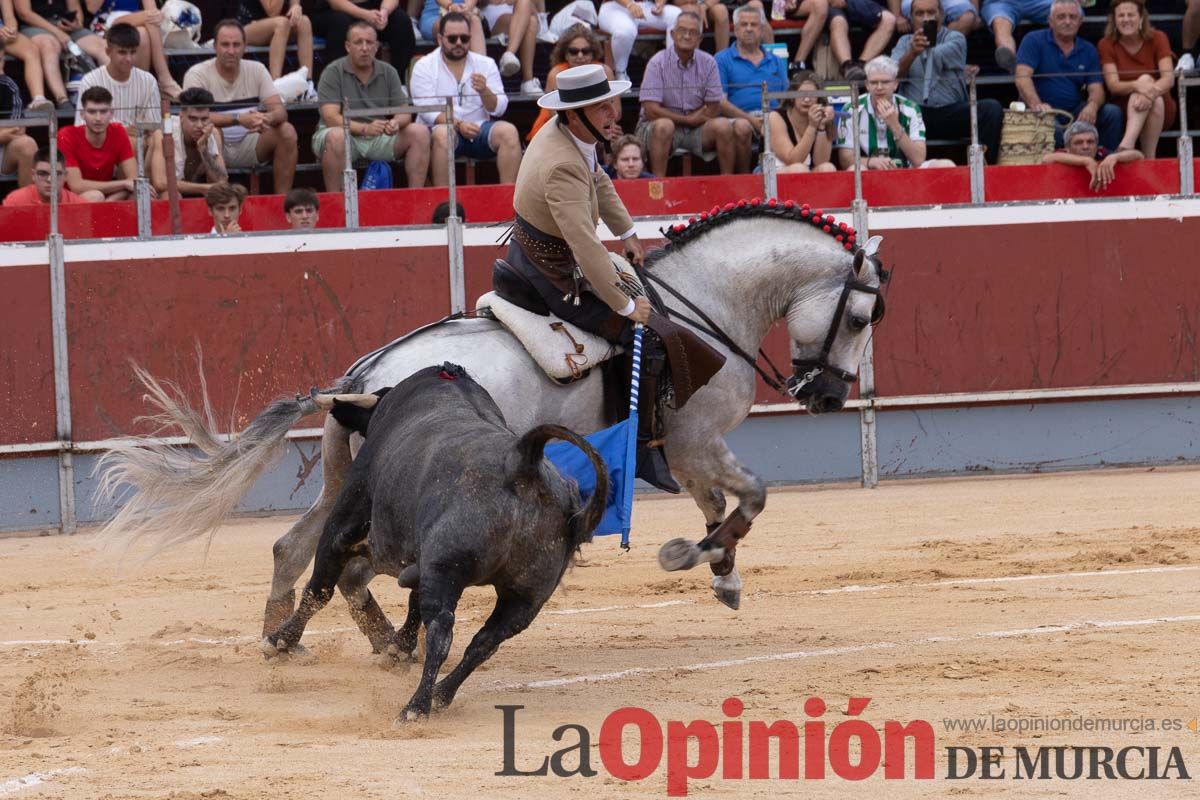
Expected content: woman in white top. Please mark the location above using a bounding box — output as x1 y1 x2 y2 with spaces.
766 71 837 172
598 0 681 80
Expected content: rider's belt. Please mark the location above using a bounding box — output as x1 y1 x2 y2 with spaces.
511 216 585 304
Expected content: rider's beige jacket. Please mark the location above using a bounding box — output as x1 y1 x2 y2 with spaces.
512 121 635 314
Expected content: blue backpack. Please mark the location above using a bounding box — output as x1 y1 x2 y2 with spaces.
361 160 393 190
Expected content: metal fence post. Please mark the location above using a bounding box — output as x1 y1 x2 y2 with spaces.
135 124 152 239
446 99 465 313
852 197 879 489
1179 78 1193 197
47 232 76 533
968 76 985 204
342 100 360 228
760 81 778 200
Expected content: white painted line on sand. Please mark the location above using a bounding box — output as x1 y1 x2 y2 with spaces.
174 736 223 748
546 599 692 616
490 614 1200 691
0 768 87 796
796 564 1200 596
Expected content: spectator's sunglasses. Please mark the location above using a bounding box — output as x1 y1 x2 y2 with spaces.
443 34 471 44
567 46 591 56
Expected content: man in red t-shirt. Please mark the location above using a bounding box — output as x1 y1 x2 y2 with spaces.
2 147 103 206
56 86 149 201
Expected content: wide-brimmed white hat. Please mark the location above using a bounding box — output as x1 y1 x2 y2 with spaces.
537 64 630 111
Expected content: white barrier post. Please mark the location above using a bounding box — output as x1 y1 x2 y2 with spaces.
968 76 985 204
135 124 152 239
1179 78 1193 197
446 99 465 313
48 231 76 533
342 100 359 228
849 87 879 488
760 81 778 200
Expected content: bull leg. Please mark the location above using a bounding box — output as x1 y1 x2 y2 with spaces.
263 415 354 636
383 589 422 662
430 590 539 712
399 572 465 722
337 556 394 653
657 438 766 611
261 501 370 657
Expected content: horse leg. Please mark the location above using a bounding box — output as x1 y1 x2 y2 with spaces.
430 588 539 712
658 439 766 611
263 415 352 637
336 556 394 654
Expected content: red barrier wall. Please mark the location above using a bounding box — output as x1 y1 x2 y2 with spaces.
0 159 1189 242
4 203 1200 447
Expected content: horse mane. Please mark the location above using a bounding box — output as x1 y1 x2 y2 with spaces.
645 198 888 282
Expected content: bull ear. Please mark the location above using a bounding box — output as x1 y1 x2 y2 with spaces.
863 235 883 257
853 248 867 277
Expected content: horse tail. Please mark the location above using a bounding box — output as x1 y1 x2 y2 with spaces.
95 364 356 557
513 424 608 547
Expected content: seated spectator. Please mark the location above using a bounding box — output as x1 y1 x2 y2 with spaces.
3 147 103 204
431 199 464 223
982 0 1051 72
1183 0 1200 72
234 0 314 82
57 86 146 200
1043 119 1141 190
899 0 976 36
597 0 682 82
480 0 543 93
206 180 246 233
183 19 298 194
766 70 837 172
418 0 486 53
172 87 228 196
781 0 827 75
313 21 430 190
411 12 522 185
893 0 1003 164
83 0 182 97
284 187 318 228
311 0 416 79
1098 0 1174 158
14 0 109 101
836 55 955 169
717 6 787 124
75 23 166 193
0 42 37 184
0 0 53 109
637 12 746 176
829 0 896 81
1015 0 1121 152
527 24 613 141
673 0 733 53
606 133 655 178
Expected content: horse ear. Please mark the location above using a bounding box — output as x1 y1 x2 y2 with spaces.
853 249 866 276
863 235 883 258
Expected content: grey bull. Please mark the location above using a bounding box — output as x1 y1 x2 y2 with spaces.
97 206 888 645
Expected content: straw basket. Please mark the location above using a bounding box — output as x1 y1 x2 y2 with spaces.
997 108 1074 165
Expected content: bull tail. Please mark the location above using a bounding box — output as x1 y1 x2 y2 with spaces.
95 363 355 557
513 424 609 547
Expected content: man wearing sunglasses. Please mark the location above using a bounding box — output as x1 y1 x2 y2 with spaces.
410 10 522 185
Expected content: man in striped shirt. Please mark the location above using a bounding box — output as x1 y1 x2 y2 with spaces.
74 22 166 192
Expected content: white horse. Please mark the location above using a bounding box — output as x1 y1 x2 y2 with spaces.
98 203 887 650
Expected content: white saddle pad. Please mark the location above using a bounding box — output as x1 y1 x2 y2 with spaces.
476 291 623 382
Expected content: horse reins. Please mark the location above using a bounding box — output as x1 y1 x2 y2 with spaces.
634 265 792 394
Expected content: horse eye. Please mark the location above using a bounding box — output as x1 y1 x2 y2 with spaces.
848 316 870 331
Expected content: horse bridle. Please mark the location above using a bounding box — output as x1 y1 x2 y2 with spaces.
788 274 886 398
635 262 886 399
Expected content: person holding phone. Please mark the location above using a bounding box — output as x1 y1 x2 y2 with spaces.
891 0 1003 163
765 70 837 172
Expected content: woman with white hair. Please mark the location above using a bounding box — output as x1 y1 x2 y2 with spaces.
835 55 955 169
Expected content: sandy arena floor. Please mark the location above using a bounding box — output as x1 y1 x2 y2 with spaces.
2 466 1199 798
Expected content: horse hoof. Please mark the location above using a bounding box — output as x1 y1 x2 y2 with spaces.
259 637 281 659
397 707 428 725
711 573 742 611
658 538 701 571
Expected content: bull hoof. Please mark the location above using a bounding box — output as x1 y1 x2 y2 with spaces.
374 642 417 670
658 538 701 571
397 706 429 724
711 573 742 611
260 637 311 661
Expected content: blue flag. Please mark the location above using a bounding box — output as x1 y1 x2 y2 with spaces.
544 326 643 546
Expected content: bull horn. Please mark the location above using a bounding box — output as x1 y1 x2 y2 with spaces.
311 392 381 410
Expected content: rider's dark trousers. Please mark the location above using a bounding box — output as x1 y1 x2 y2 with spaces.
505 240 634 347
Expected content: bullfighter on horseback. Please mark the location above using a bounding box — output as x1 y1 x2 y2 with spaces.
497 63 687 493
